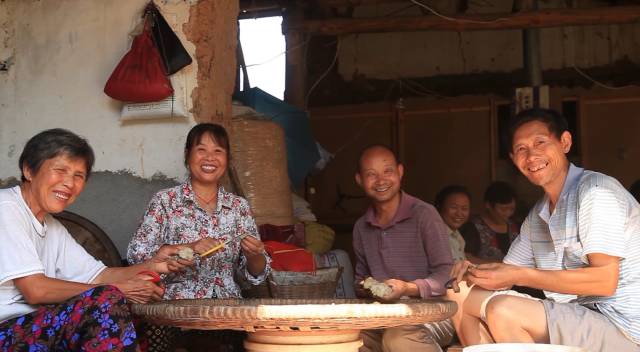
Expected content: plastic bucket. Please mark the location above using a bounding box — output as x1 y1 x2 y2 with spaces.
463 343 588 352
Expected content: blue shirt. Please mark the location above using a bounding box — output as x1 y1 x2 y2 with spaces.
505 164 640 344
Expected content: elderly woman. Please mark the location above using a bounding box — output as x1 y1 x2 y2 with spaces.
127 123 271 300
0 129 183 351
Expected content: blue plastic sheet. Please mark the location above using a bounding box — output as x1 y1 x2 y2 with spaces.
235 88 320 187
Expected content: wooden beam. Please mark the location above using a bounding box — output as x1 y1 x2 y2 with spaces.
286 6 640 35
321 0 408 5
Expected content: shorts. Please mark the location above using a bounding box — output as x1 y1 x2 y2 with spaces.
479 290 639 351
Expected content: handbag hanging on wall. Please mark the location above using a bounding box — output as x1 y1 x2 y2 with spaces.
104 20 173 103
145 2 192 75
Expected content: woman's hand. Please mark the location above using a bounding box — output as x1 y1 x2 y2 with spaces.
112 273 165 304
241 236 267 276
148 244 194 274
241 236 265 259
191 238 220 255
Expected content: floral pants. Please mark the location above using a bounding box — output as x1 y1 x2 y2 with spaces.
0 285 138 351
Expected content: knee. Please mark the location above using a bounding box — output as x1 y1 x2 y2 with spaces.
485 295 520 329
381 327 441 352
381 328 407 351
83 285 128 307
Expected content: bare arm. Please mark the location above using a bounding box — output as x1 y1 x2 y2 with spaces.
469 252 619 296
13 274 97 304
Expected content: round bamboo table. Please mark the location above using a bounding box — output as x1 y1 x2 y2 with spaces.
132 298 457 352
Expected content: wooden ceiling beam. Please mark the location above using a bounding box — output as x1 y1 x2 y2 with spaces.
285 6 640 34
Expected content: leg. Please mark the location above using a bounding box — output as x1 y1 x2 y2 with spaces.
359 329 384 352
0 285 138 351
446 283 495 345
381 322 454 352
484 295 549 343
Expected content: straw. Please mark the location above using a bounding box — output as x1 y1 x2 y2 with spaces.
200 233 250 258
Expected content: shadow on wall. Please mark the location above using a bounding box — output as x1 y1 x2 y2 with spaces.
66 171 179 258
0 172 179 258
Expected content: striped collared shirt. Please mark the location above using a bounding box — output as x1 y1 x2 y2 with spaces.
505 164 640 344
353 193 453 298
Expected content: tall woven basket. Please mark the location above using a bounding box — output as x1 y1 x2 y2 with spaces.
231 117 294 226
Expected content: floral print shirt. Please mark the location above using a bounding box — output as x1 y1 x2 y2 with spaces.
127 181 271 299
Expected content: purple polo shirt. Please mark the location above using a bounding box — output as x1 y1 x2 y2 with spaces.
353 192 453 298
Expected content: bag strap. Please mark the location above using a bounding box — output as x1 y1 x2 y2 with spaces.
144 1 170 75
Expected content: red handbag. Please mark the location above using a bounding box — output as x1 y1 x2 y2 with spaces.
104 22 173 103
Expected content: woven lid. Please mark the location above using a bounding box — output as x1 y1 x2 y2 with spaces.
132 298 456 332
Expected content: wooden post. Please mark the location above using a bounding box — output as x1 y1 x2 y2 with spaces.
284 8 307 109
286 6 640 34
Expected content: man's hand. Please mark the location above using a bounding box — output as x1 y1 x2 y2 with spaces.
467 262 520 290
448 260 477 293
112 273 165 304
383 279 409 300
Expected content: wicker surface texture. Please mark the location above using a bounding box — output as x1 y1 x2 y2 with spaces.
132 298 457 332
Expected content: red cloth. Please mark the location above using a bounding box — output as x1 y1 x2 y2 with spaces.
264 241 315 272
258 224 305 247
104 24 173 103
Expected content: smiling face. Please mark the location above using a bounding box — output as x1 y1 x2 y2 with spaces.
439 192 471 231
486 199 516 224
22 154 87 222
510 120 572 196
187 132 228 186
355 147 403 205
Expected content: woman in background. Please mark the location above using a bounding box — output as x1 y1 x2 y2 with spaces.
460 181 518 262
435 185 472 263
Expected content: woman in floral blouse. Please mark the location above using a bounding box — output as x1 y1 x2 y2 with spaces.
459 181 518 262
127 123 271 300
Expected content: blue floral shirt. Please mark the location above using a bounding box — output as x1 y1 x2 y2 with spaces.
127 181 271 299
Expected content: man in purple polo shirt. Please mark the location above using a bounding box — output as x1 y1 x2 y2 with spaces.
353 144 455 352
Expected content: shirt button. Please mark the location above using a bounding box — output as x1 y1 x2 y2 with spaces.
382 231 386 235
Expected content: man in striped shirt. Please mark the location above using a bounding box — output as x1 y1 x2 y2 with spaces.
449 108 640 351
353 144 455 352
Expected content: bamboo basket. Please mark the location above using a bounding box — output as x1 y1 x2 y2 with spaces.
132 298 457 332
230 118 294 226
243 267 343 299
269 267 343 299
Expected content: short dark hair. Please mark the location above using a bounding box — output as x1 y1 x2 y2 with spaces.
356 144 399 173
484 181 516 206
184 123 231 167
19 128 95 182
507 108 569 150
629 179 640 203
434 185 471 211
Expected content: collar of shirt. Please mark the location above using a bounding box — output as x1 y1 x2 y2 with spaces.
364 191 416 229
181 180 234 213
537 163 584 223
13 186 47 237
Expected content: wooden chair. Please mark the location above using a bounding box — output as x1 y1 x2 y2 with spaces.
53 210 122 267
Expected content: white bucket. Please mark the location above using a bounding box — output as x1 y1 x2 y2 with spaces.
463 343 588 352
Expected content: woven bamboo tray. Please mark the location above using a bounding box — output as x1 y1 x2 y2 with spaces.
131 298 456 332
